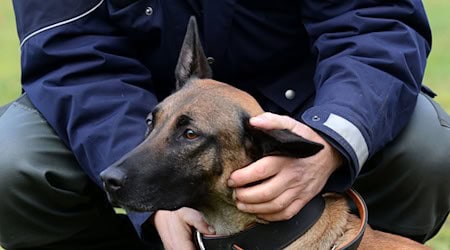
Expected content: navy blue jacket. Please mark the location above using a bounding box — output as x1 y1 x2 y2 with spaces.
13 0 431 237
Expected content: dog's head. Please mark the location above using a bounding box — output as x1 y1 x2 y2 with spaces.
100 17 323 212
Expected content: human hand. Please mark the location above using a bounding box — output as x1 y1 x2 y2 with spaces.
153 207 215 250
228 112 343 221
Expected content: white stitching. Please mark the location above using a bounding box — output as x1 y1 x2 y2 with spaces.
20 0 105 48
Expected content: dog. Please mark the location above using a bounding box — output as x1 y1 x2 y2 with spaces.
100 17 430 249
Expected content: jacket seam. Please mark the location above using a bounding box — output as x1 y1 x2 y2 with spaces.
19 0 105 48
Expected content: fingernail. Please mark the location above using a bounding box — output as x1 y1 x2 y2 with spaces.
249 116 263 125
227 178 235 187
208 226 216 234
236 202 246 210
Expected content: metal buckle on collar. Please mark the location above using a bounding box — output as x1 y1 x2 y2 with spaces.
195 230 206 250
195 230 244 250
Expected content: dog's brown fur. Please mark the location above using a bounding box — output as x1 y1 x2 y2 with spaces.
101 17 430 249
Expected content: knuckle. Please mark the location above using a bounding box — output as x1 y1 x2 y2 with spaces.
261 189 273 200
281 115 297 128
281 208 297 220
290 166 305 184
274 199 287 211
254 164 267 178
291 171 303 184
280 114 292 121
178 207 196 221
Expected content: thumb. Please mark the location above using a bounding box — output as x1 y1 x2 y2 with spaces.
250 112 298 131
179 207 216 235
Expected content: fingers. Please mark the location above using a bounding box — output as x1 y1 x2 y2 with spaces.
235 186 302 214
228 155 285 188
250 112 298 131
232 157 302 203
178 207 215 235
154 208 215 250
154 210 191 250
231 156 315 221
250 112 319 143
229 153 328 222
257 199 308 221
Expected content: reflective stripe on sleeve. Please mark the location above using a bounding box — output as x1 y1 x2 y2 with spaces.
324 113 368 169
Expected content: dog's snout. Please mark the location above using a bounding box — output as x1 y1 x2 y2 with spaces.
100 168 127 191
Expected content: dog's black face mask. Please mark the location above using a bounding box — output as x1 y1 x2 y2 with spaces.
100 17 323 212
100 118 219 211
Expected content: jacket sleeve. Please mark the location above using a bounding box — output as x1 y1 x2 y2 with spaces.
13 0 160 237
299 0 432 191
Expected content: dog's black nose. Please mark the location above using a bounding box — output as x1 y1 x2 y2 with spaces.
100 168 127 191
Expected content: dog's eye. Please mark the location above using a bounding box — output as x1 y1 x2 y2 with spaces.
145 114 154 137
183 129 198 140
146 118 153 127
146 112 153 126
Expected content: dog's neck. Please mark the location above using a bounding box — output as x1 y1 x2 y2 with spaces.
199 196 260 235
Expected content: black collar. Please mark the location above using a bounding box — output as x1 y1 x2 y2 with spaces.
195 195 324 250
194 189 367 250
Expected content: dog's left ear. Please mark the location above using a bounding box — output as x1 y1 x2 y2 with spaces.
244 120 324 160
175 16 212 90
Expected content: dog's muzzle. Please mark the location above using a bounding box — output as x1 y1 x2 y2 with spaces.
100 167 128 204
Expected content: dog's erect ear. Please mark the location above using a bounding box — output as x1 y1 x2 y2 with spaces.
175 16 212 90
243 118 324 160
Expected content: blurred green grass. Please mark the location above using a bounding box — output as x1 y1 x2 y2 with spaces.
0 1 20 105
0 0 449 249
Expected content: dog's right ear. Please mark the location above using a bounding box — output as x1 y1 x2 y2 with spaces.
242 114 324 160
175 16 212 90
246 128 324 160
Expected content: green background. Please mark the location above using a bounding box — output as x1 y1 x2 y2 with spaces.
1 0 449 249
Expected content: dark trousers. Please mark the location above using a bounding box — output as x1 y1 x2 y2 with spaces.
0 93 449 249
0 95 156 249
353 93 450 242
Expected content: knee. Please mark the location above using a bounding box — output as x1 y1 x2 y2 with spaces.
389 94 450 181
393 131 450 185
0 133 40 207
0 124 35 196
0 134 88 248
0 141 38 247
0 102 42 184
0 102 64 199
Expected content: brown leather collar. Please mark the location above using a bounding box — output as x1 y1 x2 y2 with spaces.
194 188 368 250
336 189 368 250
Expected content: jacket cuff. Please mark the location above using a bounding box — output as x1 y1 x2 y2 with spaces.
127 210 154 238
301 109 369 190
